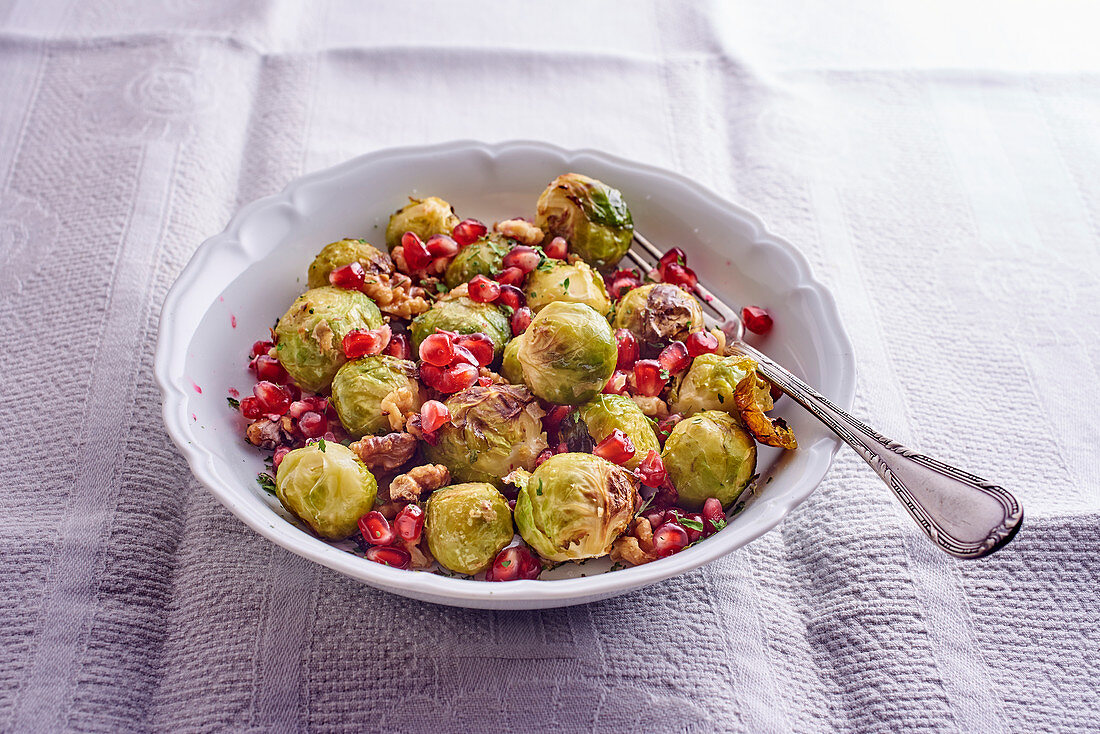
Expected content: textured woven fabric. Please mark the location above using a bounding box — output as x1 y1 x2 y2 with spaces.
2 1 1098 732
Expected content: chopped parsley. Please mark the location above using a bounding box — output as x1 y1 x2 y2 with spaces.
256 473 277 495
317 438 326 453
679 516 704 532
226 396 240 410
562 277 571 291
535 479 544 496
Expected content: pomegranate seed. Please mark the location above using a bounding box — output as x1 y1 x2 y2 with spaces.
425 234 459 258
359 511 397 546
643 508 668 530
485 545 541 581
328 261 365 290
656 413 683 444
342 324 391 360
272 446 290 469
662 262 698 290
285 383 301 402
383 332 412 360
658 247 687 272
555 442 568 454
420 400 451 433
607 269 642 300
452 218 487 247
635 449 667 487
251 354 288 384
394 504 425 542
593 429 635 465
502 246 542 274
401 231 432 270
741 305 773 335
602 370 629 395
468 274 500 303
658 341 691 374
511 306 533 336
477 376 493 387
364 545 411 569
287 400 311 419
632 360 667 397
297 411 328 438
250 340 274 358
615 329 638 370
544 236 568 259
253 381 291 415
497 284 526 311
454 333 494 367
419 363 444 391
685 330 719 356
494 266 525 287
239 396 263 419
535 448 553 467
451 343 480 367
653 522 691 558
542 405 570 439
653 480 679 508
703 497 726 535
419 332 455 367
668 511 704 543
437 362 478 393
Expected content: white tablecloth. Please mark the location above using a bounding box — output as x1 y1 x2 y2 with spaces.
2 1 1098 731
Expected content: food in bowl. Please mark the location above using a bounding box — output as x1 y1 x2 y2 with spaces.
231 175 795 580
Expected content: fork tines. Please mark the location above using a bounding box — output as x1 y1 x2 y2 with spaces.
628 233 739 331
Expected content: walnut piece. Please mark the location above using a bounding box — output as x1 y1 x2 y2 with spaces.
494 218 545 247
610 517 657 566
631 394 669 420
361 272 430 318
245 417 294 450
379 385 419 431
389 463 450 503
349 432 418 473
402 537 434 569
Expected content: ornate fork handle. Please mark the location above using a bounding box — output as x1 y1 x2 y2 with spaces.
728 341 1023 559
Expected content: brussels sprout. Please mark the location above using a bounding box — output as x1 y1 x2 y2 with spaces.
509 453 638 562
409 296 511 358
274 286 384 393
513 301 617 405
524 258 610 316
275 442 378 540
444 233 511 288
662 410 756 510
535 173 633 268
501 336 524 384
424 384 548 487
577 394 660 469
669 353 757 417
425 483 514 574
384 196 460 251
734 369 797 450
613 283 705 348
331 355 423 438
307 238 392 289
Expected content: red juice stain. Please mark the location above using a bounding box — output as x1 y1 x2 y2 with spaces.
191 413 197 421
192 381 202 394
231 314 237 328
228 387 240 398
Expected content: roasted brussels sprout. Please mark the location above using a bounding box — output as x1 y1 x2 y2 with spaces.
509 453 638 562
409 296 511 357
425 483 514 574
501 336 524 385
669 353 757 417
331 355 423 438
513 301 617 405
524 258 610 316
613 283 705 349
444 233 511 288
734 369 797 450
307 238 392 289
662 410 756 510
275 442 378 540
424 384 548 487
274 286 384 392
384 196 459 251
577 394 660 469
535 173 633 268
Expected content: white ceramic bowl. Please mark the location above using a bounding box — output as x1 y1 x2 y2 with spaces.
155 140 855 609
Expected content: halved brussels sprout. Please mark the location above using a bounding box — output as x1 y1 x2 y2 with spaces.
275 442 378 540
524 258 610 316
577 394 660 469
423 384 548 487
669 353 757 417
409 296 511 357
307 238 392 289
274 286 384 393
662 410 756 510
425 482 514 574
513 301 617 405
613 283 705 349
501 336 524 385
331 355 423 438
508 452 638 562
444 233 511 288
535 173 633 268
384 196 459 251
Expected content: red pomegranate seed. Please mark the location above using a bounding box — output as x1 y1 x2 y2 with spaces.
364 545 411 569
497 284 525 311
535 448 553 467
635 449 667 487
544 236 568 259
251 355 288 384
285 383 302 402
297 411 327 438
477 376 493 387
602 370 629 395
542 405 570 438
643 508 668 530
451 343 480 367
656 413 683 445
685 330 719 356
253 381 291 415
420 400 451 433
383 332 412 360
287 400 311 419
468 274 500 303
250 340 274 358
741 305 773 335
555 442 568 454
454 333 495 367
702 497 725 535
662 262 698 290
342 324 391 360
425 234 459 259
502 246 542 274
419 363 444 391
615 329 638 370
653 480 679 508
393 504 425 542
328 261 366 290
419 332 455 367
485 545 541 581
668 511 704 543
658 247 687 272
658 341 691 374
607 269 642 300
437 362 478 393
593 429 636 465
632 360 667 397
359 511 396 546
452 218 487 247
401 231 432 270
272 446 290 469
494 266 525 287
511 306 533 335
239 396 263 419
653 522 691 558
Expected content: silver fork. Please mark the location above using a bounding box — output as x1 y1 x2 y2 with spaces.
627 233 1023 559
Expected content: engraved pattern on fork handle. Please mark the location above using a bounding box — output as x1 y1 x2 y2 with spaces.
728 341 1024 559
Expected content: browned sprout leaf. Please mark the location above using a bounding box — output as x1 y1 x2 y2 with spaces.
734 371 797 450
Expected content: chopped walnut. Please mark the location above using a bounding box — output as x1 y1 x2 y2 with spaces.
610 517 657 566
402 537 434 569
245 417 295 450
379 386 419 431
494 218 544 247
349 431 418 473
439 283 469 301
478 367 506 385
361 272 430 319
389 464 450 503
311 319 336 354
631 394 669 420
